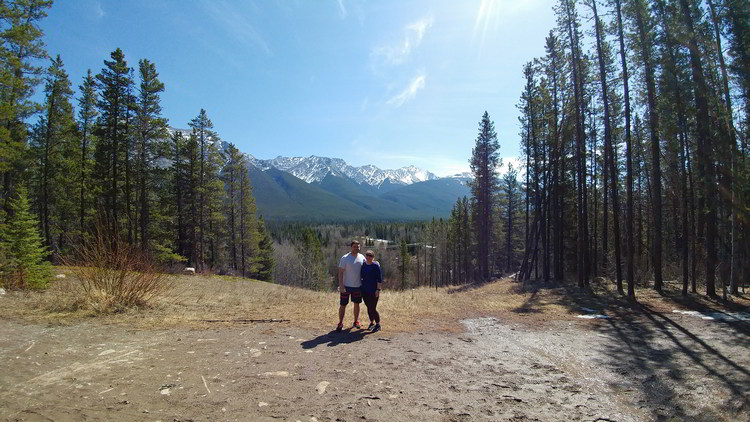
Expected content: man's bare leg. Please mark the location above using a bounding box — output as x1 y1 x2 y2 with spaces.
338 304 346 325
353 303 360 324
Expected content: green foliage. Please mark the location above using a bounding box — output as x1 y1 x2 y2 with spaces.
29 55 79 253
0 0 53 211
0 187 51 289
296 227 326 290
399 238 410 289
253 216 275 281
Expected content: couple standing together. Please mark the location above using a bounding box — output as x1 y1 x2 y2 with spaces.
337 240 382 333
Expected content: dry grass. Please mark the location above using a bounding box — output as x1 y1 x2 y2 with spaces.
2 268 748 332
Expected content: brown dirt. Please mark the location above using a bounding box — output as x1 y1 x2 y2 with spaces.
0 274 748 421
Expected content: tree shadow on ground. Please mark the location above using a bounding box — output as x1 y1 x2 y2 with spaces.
300 328 372 349
533 280 750 420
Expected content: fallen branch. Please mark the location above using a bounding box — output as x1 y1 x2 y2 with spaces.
201 375 211 394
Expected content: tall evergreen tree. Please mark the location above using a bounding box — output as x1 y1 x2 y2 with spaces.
0 0 52 213
94 48 133 241
76 69 97 233
469 111 500 280
253 216 274 282
29 54 77 253
134 58 168 251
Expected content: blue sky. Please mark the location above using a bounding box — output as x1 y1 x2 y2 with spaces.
39 0 556 177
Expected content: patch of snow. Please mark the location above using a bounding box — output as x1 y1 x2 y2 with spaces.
672 309 750 321
576 314 610 319
0 288 5 295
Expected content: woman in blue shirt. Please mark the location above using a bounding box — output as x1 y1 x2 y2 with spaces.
360 250 382 332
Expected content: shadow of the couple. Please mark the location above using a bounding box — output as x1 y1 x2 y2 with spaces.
301 327 373 349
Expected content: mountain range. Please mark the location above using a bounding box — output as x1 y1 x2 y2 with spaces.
247 156 471 221
167 128 471 221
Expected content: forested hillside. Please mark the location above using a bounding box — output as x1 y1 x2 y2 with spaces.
0 1 274 282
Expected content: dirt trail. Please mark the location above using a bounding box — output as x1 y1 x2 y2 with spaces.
0 311 748 422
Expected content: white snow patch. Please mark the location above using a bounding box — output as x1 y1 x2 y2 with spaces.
576 314 610 319
672 309 750 321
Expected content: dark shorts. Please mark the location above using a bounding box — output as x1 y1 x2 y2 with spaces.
340 286 362 305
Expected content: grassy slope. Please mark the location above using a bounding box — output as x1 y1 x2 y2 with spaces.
4 269 747 334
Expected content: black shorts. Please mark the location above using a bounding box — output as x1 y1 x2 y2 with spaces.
340 286 362 305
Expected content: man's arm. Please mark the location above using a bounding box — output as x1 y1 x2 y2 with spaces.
338 267 345 292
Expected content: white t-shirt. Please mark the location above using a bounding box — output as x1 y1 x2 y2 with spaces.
339 252 365 287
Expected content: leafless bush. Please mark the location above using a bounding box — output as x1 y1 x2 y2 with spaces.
63 224 172 313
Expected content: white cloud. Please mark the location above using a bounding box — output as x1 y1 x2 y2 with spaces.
372 15 434 67
386 74 426 107
337 0 347 19
201 0 271 55
94 1 105 18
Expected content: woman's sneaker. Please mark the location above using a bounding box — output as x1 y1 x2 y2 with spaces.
367 322 375 331
372 323 381 333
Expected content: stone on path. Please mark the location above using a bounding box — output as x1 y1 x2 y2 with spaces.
316 381 329 395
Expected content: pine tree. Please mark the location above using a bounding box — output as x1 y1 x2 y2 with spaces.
29 54 77 253
503 164 521 273
94 48 133 241
238 155 260 277
77 69 98 233
253 216 274 281
0 187 51 289
0 0 52 213
134 58 168 251
188 109 223 270
399 238 410 289
469 111 500 280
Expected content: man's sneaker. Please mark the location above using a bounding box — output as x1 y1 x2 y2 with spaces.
367 321 375 331
353 320 361 329
372 323 381 333
336 323 343 332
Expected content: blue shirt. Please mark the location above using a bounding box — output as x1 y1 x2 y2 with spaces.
360 261 382 294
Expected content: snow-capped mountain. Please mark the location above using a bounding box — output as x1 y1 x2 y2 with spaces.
248 155 439 189
166 127 458 189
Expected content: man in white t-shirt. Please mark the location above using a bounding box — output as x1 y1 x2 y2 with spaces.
336 240 365 331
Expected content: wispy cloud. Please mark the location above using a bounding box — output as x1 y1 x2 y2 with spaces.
386 74 426 107
336 0 347 19
372 15 433 67
201 0 271 55
94 1 105 19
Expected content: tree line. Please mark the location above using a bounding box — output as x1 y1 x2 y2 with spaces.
456 0 749 300
0 0 273 288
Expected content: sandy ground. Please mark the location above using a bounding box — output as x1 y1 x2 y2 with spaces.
1 301 748 422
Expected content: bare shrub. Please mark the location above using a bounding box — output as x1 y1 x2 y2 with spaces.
64 225 172 313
